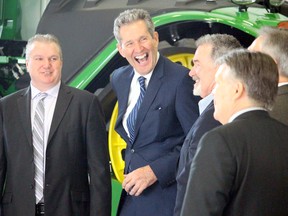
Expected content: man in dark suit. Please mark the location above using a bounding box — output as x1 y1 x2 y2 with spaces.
181 50 288 216
248 26 288 125
174 34 241 216
0 34 111 216
111 9 199 216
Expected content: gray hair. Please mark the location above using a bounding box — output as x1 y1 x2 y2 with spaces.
196 34 242 62
217 50 279 110
257 26 288 78
113 8 155 44
25 34 63 60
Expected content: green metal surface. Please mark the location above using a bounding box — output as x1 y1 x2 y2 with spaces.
0 0 22 39
69 40 118 89
111 178 122 216
68 7 288 90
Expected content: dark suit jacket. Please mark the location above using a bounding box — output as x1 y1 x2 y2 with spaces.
269 84 288 126
174 101 221 216
181 110 288 216
111 55 199 216
0 84 111 216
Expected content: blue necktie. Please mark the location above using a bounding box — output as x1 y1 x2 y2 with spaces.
127 76 146 143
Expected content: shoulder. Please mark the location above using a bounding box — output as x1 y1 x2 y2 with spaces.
61 85 97 101
160 55 189 75
1 87 29 103
202 112 288 147
111 65 132 81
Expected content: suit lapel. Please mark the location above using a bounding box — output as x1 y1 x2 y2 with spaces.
132 56 165 145
115 69 134 143
202 101 214 115
48 84 73 144
17 87 33 146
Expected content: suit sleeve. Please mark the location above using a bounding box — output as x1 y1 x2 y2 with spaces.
181 130 235 216
87 96 111 216
150 71 200 187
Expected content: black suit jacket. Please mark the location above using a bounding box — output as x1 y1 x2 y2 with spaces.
174 101 221 216
111 55 199 216
181 110 288 216
269 84 288 126
0 84 111 216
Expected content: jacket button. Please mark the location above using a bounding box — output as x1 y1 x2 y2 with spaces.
131 149 135 153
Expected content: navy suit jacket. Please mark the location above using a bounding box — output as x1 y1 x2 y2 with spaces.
174 101 221 216
181 110 288 216
111 55 199 216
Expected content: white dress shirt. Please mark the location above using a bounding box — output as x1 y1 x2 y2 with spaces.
31 82 60 170
198 93 214 115
123 53 159 137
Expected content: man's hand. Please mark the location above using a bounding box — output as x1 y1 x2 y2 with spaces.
122 165 157 196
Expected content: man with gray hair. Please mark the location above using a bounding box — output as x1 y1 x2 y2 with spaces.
111 8 199 216
248 26 288 125
174 33 242 216
181 50 288 216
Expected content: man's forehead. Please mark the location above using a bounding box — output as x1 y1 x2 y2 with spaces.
215 64 229 79
248 36 264 52
194 43 213 61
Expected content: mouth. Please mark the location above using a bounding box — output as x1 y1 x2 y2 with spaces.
134 53 148 64
43 71 52 75
193 76 199 84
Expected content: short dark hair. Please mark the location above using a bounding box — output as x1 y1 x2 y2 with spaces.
217 50 279 110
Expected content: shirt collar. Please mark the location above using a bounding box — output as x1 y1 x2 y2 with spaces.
31 81 61 99
228 107 267 123
198 93 214 115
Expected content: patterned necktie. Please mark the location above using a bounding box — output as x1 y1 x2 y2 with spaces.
33 93 47 203
127 76 146 143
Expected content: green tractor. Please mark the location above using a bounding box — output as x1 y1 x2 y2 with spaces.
0 0 287 215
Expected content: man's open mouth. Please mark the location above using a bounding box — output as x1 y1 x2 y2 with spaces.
135 53 148 63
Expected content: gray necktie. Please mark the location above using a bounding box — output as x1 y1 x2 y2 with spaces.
33 93 47 203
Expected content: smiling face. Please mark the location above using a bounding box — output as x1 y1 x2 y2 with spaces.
189 43 218 98
26 41 62 91
117 20 159 75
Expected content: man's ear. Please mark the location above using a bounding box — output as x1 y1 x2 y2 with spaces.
153 31 159 42
117 43 126 58
233 81 245 100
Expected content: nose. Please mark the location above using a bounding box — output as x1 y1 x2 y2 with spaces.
134 41 143 52
42 58 52 68
189 67 196 77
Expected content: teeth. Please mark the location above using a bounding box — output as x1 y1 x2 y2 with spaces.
135 54 147 60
